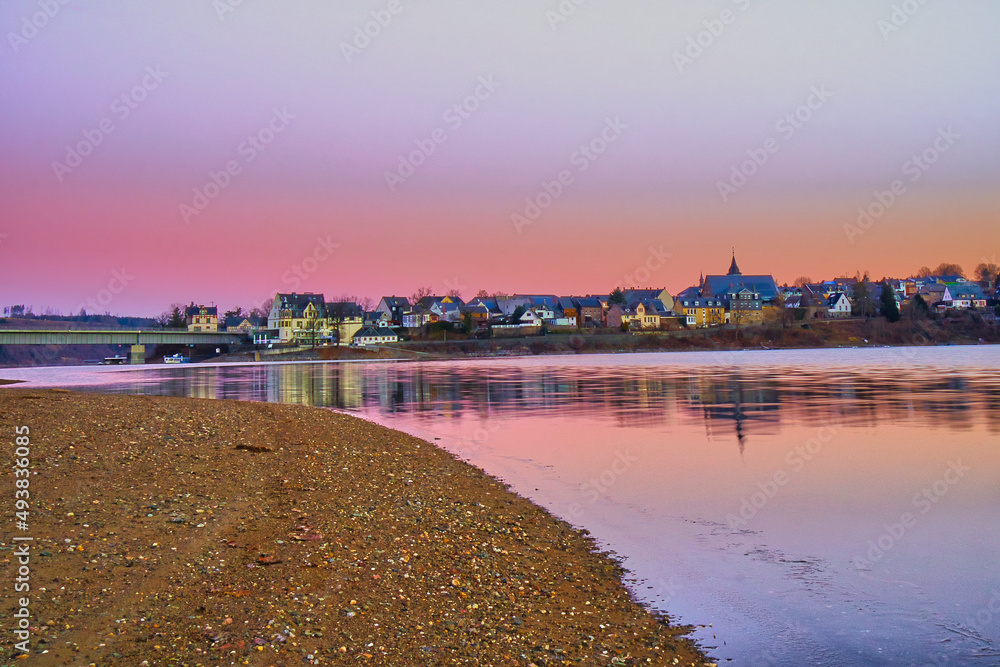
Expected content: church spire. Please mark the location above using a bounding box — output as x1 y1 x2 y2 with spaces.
727 248 741 276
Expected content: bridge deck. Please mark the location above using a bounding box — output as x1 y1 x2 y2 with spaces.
0 330 247 345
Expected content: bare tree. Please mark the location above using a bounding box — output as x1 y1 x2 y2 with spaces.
793 276 812 287
327 295 361 345
851 280 877 319
410 286 433 305
932 262 965 277
728 293 755 337
445 287 463 299
475 289 490 299
770 292 794 330
915 266 933 278
251 297 274 320
357 296 375 311
974 262 999 288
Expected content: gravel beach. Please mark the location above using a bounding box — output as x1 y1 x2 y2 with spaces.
0 388 710 666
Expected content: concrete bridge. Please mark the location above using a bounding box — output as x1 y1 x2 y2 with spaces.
0 329 248 363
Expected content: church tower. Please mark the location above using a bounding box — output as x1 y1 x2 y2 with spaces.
727 248 741 276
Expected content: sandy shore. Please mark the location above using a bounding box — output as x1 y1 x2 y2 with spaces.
0 388 709 666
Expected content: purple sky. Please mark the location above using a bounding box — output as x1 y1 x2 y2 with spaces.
2 1 999 316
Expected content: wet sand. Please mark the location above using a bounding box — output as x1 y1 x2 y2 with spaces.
0 388 710 666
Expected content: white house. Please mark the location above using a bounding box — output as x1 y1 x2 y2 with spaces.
827 293 852 318
519 309 543 326
402 310 435 328
943 285 987 310
352 326 398 347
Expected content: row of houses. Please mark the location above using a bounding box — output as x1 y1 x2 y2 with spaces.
180 253 997 343
780 274 992 319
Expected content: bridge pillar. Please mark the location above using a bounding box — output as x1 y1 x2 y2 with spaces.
129 344 145 364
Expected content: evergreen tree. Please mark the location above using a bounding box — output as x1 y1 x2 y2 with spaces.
909 294 931 320
609 287 626 305
879 281 901 323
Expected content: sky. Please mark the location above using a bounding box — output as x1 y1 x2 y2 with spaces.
2 0 999 317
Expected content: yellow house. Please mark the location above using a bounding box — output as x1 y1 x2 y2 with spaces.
269 292 326 343
635 302 661 329
678 297 725 328
289 301 326 345
606 301 662 329
186 305 218 332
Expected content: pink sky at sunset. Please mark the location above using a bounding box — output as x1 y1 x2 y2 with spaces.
2 1 998 316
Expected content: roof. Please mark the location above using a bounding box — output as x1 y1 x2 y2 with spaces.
827 293 849 306
930 275 967 284
674 285 702 300
948 285 986 299
557 296 577 311
274 293 325 314
354 326 396 338
526 295 559 308
186 305 217 316
573 296 603 308
624 288 667 300
727 253 741 276
379 296 410 308
679 297 725 307
702 275 779 301
468 296 503 312
640 299 672 315
326 302 363 318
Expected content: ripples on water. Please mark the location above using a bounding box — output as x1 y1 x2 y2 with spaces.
5 346 1000 665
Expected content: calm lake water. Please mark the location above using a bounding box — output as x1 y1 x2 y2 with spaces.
4 346 1000 665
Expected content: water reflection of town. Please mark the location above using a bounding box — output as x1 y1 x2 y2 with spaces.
119 362 1000 439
